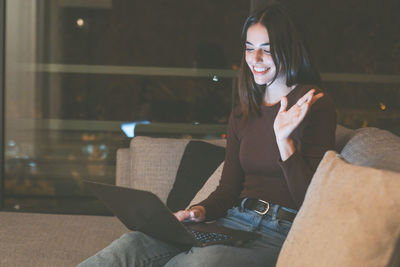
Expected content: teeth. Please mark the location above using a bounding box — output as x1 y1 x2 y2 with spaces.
254 67 269 72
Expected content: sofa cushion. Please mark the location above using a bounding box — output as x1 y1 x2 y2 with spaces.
0 212 127 267
335 124 356 152
116 148 131 187
130 136 190 203
129 136 226 203
188 162 224 208
341 127 400 173
276 151 400 267
166 141 225 212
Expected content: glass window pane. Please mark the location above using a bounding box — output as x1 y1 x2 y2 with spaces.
4 0 248 214
4 0 399 215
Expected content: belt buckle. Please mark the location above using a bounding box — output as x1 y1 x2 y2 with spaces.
254 199 270 215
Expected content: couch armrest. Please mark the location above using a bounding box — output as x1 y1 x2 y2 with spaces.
116 148 131 187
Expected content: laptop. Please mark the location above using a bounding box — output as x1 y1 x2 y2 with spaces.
84 181 259 247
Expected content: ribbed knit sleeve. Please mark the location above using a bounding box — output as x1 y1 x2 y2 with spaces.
196 111 245 220
194 85 337 218
278 93 336 207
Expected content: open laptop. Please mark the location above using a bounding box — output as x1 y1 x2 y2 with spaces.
84 181 259 247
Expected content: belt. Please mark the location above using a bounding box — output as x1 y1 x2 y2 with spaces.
242 198 296 223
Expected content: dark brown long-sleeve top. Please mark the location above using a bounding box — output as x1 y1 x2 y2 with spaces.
197 84 337 220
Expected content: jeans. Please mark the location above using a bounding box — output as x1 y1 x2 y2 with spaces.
77 200 294 267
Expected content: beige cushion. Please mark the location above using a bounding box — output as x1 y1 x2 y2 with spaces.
0 212 127 267
130 136 190 203
187 162 224 208
116 148 131 187
129 136 226 203
276 151 400 267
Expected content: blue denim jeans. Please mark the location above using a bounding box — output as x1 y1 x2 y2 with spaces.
77 200 294 267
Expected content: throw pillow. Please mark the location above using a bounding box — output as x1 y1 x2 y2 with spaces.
187 162 224 208
334 124 355 152
276 151 400 267
341 127 400 173
166 141 225 212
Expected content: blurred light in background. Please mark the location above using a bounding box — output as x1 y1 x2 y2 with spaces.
76 18 85 28
121 120 151 138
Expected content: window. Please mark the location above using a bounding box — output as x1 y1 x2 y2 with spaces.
3 0 399 214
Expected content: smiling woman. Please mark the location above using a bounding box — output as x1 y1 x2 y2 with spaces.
245 24 274 85
78 3 337 267
238 5 320 121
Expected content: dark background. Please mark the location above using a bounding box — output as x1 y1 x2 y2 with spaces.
4 0 399 214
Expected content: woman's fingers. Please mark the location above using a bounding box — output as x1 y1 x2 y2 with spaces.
274 89 324 141
174 210 190 222
297 89 324 107
189 210 202 221
189 206 206 222
309 92 324 106
297 89 315 106
174 206 206 222
279 96 288 112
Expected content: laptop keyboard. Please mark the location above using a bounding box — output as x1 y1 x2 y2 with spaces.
187 228 232 243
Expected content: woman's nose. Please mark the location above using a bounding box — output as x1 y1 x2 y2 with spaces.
255 49 263 62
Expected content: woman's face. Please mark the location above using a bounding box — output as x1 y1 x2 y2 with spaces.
245 23 276 85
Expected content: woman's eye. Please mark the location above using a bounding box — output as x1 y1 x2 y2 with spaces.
245 48 254 52
264 50 271 54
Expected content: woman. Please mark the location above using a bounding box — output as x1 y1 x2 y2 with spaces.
78 3 336 267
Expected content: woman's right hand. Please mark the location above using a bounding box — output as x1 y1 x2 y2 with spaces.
174 205 206 222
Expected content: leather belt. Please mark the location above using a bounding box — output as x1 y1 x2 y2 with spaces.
243 198 296 223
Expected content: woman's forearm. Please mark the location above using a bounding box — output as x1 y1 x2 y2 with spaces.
276 137 295 161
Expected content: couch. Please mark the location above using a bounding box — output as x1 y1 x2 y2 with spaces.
0 125 399 267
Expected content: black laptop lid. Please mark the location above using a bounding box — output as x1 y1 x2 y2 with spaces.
85 181 195 245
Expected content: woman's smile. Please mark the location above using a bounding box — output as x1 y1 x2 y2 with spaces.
252 66 271 75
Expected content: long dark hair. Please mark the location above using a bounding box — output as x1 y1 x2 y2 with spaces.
238 3 320 122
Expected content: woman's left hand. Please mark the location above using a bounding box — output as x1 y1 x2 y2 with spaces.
174 206 206 222
273 89 324 141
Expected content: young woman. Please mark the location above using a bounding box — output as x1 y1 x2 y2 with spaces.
78 4 336 267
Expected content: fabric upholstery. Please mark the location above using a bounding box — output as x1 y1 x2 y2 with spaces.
116 148 131 187
129 136 190 203
167 141 225 212
0 212 127 267
341 127 400 173
129 136 226 203
4 125 399 267
334 124 356 152
276 151 400 267
188 162 224 208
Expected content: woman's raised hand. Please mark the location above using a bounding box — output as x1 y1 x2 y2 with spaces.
273 89 323 142
174 206 206 222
